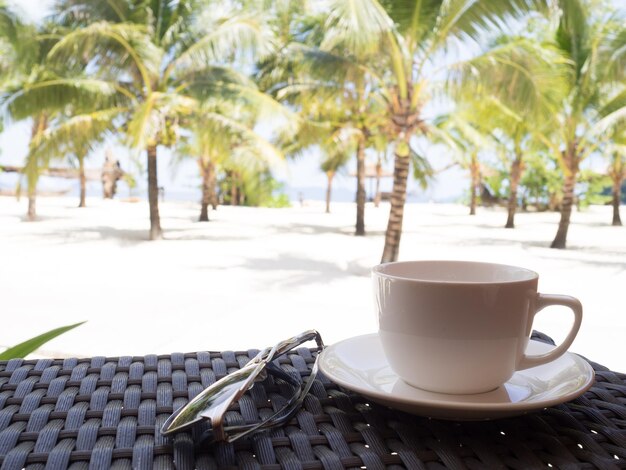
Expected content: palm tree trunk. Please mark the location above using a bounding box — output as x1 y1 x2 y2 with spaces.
374 156 382 208
469 153 479 216
381 148 410 263
505 153 523 228
325 170 335 213
199 161 212 222
78 156 86 208
147 144 162 240
355 139 366 235
27 187 36 221
612 177 622 226
209 162 218 210
230 172 238 206
551 157 577 249
25 115 47 221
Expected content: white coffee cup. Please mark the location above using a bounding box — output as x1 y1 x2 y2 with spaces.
372 260 582 394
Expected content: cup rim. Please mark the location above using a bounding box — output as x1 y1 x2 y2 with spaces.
372 260 539 285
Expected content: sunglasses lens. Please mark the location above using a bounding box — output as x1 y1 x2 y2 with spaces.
162 365 258 435
201 363 314 442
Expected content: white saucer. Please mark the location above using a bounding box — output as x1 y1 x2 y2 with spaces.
319 334 595 420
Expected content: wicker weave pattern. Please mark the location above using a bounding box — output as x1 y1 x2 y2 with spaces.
1 333 625 470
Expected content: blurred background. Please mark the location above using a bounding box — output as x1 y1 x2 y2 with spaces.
0 0 625 372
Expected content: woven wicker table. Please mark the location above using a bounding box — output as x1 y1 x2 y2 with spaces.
1 332 625 470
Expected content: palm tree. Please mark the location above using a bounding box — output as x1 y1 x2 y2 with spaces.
0 7 32 216
432 112 490 216
24 115 47 220
446 37 568 226
282 75 379 234
319 0 562 262
538 0 626 248
0 20 105 220
259 4 389 236
176 102 283 221
28 108 118 207
370 133 390 208
320 132 354 214
49 0 284 239
476 94 559 228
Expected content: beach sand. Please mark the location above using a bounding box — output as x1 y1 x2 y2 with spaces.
1 196 625 372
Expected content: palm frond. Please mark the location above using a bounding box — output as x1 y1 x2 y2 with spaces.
2 78 126 122
274 119 333 158
23 115 49 190
125 93 158 149
410 0 551 76
152 91 197 116
52 0 137 25
126 91 197 149
604 15 626 82
283 43 379 87
174 64 253 96
189 80 297 131
555 0 589 77
437 0 548 43
320 134 353 173
157 0 211 48
275 82 343 107
321 0 393 57
204 112 284 169
410 147 434 189
0 3 20 44
589 106 626 139
48 21 162 87
170 14 275 77
381 0 442 47
599 88 626 119
448 37 570 123
31 107 123 159
430 111 491 165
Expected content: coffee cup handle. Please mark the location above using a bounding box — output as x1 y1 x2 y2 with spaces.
517 293 583 370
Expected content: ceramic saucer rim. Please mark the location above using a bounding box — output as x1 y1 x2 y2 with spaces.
319 333 595 412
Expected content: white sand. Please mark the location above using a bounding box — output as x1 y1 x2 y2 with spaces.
1 196 625 373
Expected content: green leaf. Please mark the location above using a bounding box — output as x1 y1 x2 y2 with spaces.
0 322 86 360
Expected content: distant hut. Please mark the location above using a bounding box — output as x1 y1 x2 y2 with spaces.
351 163 393 207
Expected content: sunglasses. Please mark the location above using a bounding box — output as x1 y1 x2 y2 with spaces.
160 330 324 443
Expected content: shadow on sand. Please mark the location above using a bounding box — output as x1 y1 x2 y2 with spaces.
456 236 626 270
234 253 371 288
31 225 253 245
273 222 387 237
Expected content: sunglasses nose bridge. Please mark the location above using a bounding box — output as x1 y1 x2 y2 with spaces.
199 400 228 442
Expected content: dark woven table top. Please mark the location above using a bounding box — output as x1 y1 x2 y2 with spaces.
1 331 625 470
